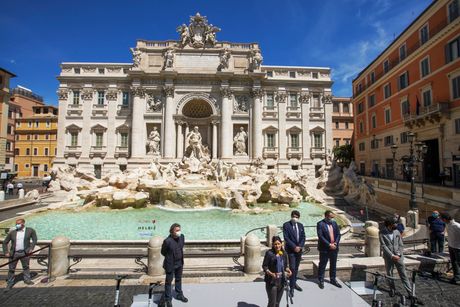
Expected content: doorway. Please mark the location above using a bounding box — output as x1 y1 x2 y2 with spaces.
94 165 102 179
423 139 440 184
32 165 39 177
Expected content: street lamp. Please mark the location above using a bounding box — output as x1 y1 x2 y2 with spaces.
391 132 428 211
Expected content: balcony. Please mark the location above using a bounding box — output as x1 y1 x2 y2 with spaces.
92 104 108 117
287 147 302 159
263 105 278 118
67 104 83 117
90 146 107 158
286 106 301 118
117 104 131 116
309 107 324 120
263 147 279 159
64 145 82 158
403 102 450 128
115 146 129 158
310 147 326 159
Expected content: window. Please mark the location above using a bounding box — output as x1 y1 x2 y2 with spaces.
122 92 129 106
34 134 39 140
455 118 460 133
312 94 321 108
345 139 350 145
422 88 432 107
384 83 391 99
357 83 362 94
25 164 29 168
312 72 318 79
121 133 129 147
420 57 430 78
371 114 377 129
445 36 460 63
26 148 30 155
313 133 322 148
35 121 39 128
289 94 298 107
266 71 273 77
8 110 12 118
266 94 274 108
289 71 296 78
55 148 57 155
383 59 390 73
452 75 460 99
385 108 391 124
27 135 31 140
7 125 12 134
33 148 38 155
420 24 429 45
14 164 18 172
16 122 20 127
359 121 364 133
399 71 409 90
369 71 375 84
15 148 19 155
74 68 80 74
448 0 459 23
333 102 339 113
98 68 105 74
70 132 78 146
371 139 379 149
45 134 49 140
44 148 49 156
290 134 299 148
358 142 365 151
384 135 394 146
35 108 41 114
368 94 376 108
335 139 340 147
73 90 80 105
335 122 339 129
44 164 48 172
15 135 19 141
343 103 349 113
267 133 275 148
401 99 410 115
95 133 103 147
6 142 11 151
399 44 407 61
5 157 10 164
357 102 364 114
28 121 32 128
401 132 409 144
345 122 349 129
97 91 105 105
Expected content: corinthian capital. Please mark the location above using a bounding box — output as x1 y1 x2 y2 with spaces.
250 88 264 98
322 94 332 104
131 86 145 98
220 87 233 98
57 88 69 100
163 85 175 97
275 91 287 103
299 92 311 104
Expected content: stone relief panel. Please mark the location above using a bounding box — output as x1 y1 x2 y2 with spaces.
233 95 249 113
146 93 163 112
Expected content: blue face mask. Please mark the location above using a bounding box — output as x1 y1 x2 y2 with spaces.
432 213 439 218
15 224 22 230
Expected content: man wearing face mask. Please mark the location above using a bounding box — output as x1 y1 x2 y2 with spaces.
380 217 414 299
2 218 37 291
282 210 305 297
426 210 446 253
160 223 188 307
317 210 341 289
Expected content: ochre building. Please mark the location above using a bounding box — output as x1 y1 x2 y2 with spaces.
332 97 353 147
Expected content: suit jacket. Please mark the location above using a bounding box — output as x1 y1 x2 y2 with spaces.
316 219 341 251
262 249 289 285
379 227 404 260
161 234 185 272
2 227 37 256
283 221 306 254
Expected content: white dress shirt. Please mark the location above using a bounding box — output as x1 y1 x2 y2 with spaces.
447 220 460 249
15 227 26 251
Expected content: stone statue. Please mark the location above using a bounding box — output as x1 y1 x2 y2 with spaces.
147 127 161 155
185 126 205 160
147 95 162 112
176 24 190 47
233 127 248 155
218 48 231 71
205 24 221 45
130 48 142 68
249 49 263 71
176 13 221 48
234 95 249 113
164 49 174 69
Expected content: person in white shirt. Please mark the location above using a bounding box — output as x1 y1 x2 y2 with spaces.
441 212 460 285
16 182 23 194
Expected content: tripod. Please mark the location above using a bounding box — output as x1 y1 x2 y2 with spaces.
282 270 294 307
365 270 407 307
113 275 128 307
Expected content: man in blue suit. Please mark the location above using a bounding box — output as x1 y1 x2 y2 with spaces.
283 210 305 296
317 210 341 289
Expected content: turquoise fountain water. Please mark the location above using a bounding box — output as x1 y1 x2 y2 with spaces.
0 202 326 240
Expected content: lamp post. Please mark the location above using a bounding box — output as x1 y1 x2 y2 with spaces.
390 132 428 211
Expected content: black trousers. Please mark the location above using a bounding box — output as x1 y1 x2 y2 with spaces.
265 282 284 307
318 249 338 282
449 246 460 281
8 250 31 285
288 252 301 288
164 265 183 301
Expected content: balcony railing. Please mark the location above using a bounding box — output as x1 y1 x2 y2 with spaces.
286 106 301 118
287 147 302 159
64 145 81 158
403 102 450 127
263 105 278 118
115 146 129 158
263 147 279 159
310 147 326 158
90 146 107 158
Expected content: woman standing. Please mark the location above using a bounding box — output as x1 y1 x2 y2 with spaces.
262 236 292 307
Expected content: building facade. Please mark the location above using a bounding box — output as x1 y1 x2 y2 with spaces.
15 105 58 177
54 13 334 178
0 67 16 171
332 97 353 148
352 0 460 187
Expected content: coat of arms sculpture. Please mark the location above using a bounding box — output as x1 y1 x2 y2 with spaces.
176 13 221 48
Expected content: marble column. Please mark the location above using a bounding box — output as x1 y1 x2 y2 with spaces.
176 121 184 158
277 91 287 160
131 87 145 158
212 120 218 159
220 87 233 159
163 85 176 158
251 88 263 159
184 125 189 150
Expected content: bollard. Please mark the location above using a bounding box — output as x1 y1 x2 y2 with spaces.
364 220 379 229
18 189 25 199
407 210 419 229
365 226 380 257
50 236 70 277
0 191 4 201
147 236 164 276
266 225 278 248
244 234 261 274
399 217 406 229
240 235 246 255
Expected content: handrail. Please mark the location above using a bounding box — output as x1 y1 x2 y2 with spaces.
0 244 50 268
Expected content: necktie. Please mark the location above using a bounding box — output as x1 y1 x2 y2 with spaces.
328 224 335 244
294 223 299 242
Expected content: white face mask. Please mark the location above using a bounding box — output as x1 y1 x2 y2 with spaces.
291 217 299 223
175 231 182 237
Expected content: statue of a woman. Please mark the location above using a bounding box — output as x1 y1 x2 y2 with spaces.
147 127 161 154
233 127 248 155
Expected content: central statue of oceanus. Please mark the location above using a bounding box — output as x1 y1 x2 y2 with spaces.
183 126 210 172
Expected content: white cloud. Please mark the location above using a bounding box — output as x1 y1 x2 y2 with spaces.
10 59 16 64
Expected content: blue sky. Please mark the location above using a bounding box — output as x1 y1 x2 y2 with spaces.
0 0 432 105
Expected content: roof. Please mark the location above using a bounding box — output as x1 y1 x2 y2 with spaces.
0 67 17 77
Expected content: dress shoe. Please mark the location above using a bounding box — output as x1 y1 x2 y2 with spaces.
24 280 34 285
176 294 188 303
294 284 303 291
330 279 342 288
318 281 324 289
389 288 396 297
450 278 458 285
166 301 173 307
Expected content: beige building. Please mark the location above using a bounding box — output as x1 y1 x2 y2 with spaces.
332 97 353 148
0 67 16 171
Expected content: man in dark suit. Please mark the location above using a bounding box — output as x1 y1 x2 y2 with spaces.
2 218 37 291
160 223 188 307
317 210 341 289
282 210 305 296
